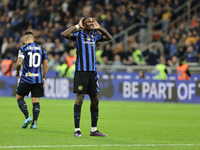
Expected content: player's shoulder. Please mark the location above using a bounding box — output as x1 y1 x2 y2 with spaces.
73 30 80 33
20 43 30 50
92 31 102 37
73 30 81 35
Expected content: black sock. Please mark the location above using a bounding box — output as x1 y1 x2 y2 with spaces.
74 104 81 128
17 98 29 119
32 102 40 125
90 105 98 127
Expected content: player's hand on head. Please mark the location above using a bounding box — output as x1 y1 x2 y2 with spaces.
93 18 100 29
78 17 85 29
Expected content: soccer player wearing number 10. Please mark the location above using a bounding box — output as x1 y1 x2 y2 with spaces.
15 31 48 129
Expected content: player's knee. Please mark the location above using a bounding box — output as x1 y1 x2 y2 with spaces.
17 98 23 102
91 98 99 107
76 94 85 106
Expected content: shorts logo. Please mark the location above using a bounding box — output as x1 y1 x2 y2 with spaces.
78 85 83 91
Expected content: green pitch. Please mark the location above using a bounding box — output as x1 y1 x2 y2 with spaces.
0 97 200 150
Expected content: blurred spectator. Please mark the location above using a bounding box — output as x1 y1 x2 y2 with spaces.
82 0 92 16
177 33 187 48
1 38 8 58
56 59 68 78
95 45 103 65
147 2 155 21
185 32 196 46
155 56 168 80
146 46 160 65
47 53 56 70
67 64 75 78
161 4 172 34
66 49 76 68
138 5 148 47
167 55 178 67
190 16 198 28
162 35 171 59
169 38 177 58
44 38 55 53
62 0 69 13
153 4 162 29
102 43 113 61
177 44 186 58
1 53 13 76
184 46 198 62
139 70 145 78
54 54 61 68
194 35 200 53
132 43 145 64
127 56 137 66
110 55 122 72
54 38 64 55
177 57 191 80
178 23 187 38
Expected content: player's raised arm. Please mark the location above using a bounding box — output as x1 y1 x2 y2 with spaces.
98 27 112 41
61 26 77 40
93 18 112 41
62 18 84 40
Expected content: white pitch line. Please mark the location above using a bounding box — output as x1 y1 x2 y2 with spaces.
1 144 200 149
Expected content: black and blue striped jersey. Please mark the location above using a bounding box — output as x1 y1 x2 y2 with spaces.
73 31 102 71
18 43 47 84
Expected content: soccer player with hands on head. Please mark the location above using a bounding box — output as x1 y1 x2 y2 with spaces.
62 17 112 137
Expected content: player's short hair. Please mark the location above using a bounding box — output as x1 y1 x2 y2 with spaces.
24 31 33 35
83 16 91 23
24 31 34 39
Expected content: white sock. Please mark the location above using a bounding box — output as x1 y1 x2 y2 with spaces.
75 128 81 132
91 127 97 132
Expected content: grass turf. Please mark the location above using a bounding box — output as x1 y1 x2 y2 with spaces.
0 97 200 150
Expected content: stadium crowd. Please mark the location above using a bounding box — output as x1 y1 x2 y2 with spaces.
0 0 200 76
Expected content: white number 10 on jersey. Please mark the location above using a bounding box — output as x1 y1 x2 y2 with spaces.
28 52 41 67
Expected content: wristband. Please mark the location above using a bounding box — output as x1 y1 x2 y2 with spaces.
75 24 80 29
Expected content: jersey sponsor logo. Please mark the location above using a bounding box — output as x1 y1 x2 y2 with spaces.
78 85 83 91
83 41 95 45
25 72 39 77
87 37 91 41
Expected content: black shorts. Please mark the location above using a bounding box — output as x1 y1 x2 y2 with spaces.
73 71 99 95
16 82 44 97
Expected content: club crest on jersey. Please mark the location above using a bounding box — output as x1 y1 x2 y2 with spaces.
78 85 83 91
87 37 91 41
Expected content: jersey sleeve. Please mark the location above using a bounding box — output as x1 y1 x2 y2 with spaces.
72 31 79 37
42 47 48 60
95 33 103 41
18 48 24 59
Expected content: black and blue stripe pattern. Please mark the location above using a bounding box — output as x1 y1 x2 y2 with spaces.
18 43 47 84
32 103 40 125
94 71 99 94
90 106 99 127
17 98 29 119
73 31 102 71
74 104 81 128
